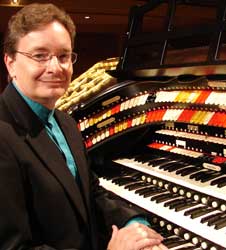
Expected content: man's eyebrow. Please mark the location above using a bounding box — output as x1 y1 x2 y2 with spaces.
29 46 48 51
29 47 72 52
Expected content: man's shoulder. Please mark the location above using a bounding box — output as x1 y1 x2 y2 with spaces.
0 120 19 141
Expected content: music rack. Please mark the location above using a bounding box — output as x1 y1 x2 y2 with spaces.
110 0 226 80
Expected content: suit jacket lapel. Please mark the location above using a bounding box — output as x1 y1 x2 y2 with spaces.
25 131 88 225
55 111 90 211
2 84 88 225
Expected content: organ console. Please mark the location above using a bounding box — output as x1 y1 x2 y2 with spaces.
57 1 226 249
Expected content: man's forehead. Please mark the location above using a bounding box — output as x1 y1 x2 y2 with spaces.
16 22 72 51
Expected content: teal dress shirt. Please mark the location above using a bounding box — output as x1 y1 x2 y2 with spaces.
12 82 149 227
12 82 77 178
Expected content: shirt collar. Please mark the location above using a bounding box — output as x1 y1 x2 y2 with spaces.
12 81 55 125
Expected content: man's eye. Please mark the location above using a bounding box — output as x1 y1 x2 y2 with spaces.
32 53 49 61
58 53 70 62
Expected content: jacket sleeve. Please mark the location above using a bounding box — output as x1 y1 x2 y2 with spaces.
90 170 142 231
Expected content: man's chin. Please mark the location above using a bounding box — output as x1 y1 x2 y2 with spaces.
48 88 67 98
40 89 66 103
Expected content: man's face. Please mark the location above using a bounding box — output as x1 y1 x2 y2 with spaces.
4 21 73 109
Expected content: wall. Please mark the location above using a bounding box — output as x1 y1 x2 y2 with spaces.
73 33 122 78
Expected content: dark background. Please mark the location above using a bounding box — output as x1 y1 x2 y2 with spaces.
0 0 218 91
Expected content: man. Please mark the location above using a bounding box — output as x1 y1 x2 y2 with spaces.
0 3 168 250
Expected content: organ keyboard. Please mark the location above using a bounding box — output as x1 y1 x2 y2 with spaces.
57 1 226 249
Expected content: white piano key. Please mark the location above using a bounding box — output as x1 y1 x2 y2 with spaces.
169 242 197 250
99 177 226 248
114 158 226 201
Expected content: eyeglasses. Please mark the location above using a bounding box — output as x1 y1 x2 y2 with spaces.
15 51 78 66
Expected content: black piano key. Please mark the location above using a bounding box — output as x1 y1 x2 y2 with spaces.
122 171 143 179
135 186 163 197
124 181 149 191
113 176 135 186
217 179 226 188
184 205 207 216
208 213 226 226
162 236 181 244
193 170 216 182
147 157 169 166
161 162 188 172
210 176 226 186
164 198 187 208
175 201 198 212
134 185 155 194
155 160 178 169
112 171 143 185
189 170 210 180
157 193 180 203
166 163 189 172
200 171 222 183
134 154 152 163
159 194 180 203
200 211 223 224
163 238 188 248
214 218 226 229
158 161 179 170
176 166 201 176
150 192 176 202
111 176 128 182
135 155 166 164
143 188 166 198
190 207 215 219
111 171 138 181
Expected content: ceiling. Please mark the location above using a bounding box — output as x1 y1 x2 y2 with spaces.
0 0 221 85
0 0 219 36
0 0 148 35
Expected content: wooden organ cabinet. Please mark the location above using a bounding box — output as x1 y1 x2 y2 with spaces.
57 1 226 249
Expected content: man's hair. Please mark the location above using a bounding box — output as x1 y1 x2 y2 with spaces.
4 3 76 56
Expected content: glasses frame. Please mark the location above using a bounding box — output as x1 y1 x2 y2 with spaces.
14 50 78 65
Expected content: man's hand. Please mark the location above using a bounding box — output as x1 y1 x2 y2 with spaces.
107 223 169 250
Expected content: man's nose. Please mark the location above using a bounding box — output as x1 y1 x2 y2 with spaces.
46 56 63 71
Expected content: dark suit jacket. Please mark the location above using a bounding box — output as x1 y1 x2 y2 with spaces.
0 84 139 250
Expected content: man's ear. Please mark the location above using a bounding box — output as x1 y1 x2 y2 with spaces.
4 54 16 80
